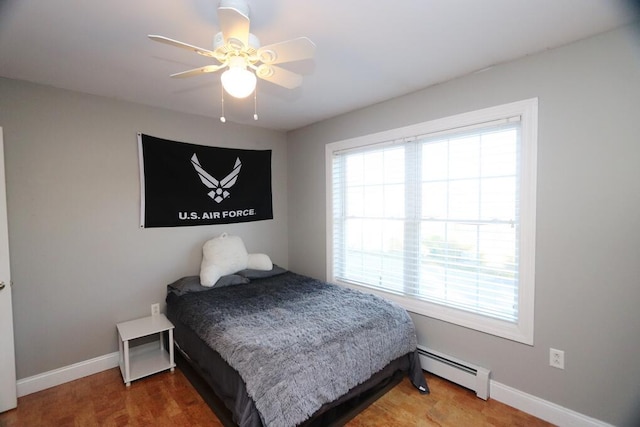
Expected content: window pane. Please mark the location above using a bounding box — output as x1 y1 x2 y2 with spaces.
385 183 405 217
422 140 448 181
418 220 446 295
340 218 404 293
418 221 518 321
383 147 405 183
346 154 364 186
345 218 363 251
448 179 479 220
363 185 384 217
449 135 479 179
363 151 384 185
481 129 517 177
480 177 516 221
422 182 447 219
346 186 364 217
478 224 518 276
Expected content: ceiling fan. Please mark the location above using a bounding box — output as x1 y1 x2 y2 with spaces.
149 0 316 109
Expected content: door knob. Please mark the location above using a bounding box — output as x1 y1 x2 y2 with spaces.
0 282 5 291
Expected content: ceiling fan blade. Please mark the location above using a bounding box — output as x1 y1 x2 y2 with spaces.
256 64 303 89
257 37 316 65
148 35 216 59
217 6 250 49
170 65 225 78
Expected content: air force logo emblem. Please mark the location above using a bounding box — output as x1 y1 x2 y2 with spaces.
191 154 241 203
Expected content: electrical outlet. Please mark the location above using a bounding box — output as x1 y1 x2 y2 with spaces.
549 348 565 369
151 303 160 316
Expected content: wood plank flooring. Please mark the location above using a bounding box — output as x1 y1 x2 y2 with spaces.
0 368 554 426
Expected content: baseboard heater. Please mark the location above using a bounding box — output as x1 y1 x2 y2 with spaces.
417 345 491 400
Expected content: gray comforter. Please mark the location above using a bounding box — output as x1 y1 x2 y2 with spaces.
171 271 420 427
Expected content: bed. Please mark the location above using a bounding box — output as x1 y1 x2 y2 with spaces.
166 267 429 427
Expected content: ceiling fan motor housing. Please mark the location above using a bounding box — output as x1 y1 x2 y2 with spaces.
214 31 260 53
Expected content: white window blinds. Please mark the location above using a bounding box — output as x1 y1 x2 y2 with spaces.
331 120 522 323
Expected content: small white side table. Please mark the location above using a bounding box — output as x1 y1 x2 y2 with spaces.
116 313 175 386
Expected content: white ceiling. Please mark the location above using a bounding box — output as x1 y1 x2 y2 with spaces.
0 1 637 131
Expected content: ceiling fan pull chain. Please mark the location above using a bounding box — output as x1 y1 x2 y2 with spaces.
220 86 226 123
253 87 258 121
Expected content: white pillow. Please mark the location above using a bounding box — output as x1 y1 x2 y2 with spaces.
199 233 274 287
247 253 273 271
200 233 249 287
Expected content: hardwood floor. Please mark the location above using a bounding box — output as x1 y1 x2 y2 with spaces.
0 368 553 427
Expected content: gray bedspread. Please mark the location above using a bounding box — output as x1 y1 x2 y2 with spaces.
171 271 420 427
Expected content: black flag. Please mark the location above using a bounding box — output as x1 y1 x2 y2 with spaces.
138 133 273 228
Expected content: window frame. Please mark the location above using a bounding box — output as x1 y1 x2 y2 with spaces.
326 98 538 345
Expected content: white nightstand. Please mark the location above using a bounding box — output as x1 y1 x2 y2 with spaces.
116 313 175 386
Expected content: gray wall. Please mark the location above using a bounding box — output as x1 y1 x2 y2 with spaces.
287 25 640 426
0 78 288 379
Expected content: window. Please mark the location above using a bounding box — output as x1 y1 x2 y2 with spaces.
326 99 537 344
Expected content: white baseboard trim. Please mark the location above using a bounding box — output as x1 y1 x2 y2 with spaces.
16 351 120 397
15 351 613 427
490 380 614 427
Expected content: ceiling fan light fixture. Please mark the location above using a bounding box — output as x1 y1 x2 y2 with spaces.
221 57 257 98
150 0 316 113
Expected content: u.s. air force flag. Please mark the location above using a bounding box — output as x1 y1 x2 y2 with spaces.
137 133 273 228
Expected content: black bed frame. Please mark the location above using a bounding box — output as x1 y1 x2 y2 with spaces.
174 345 405 427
